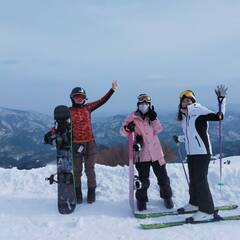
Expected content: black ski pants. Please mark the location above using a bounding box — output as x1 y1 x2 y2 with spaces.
187 154 214 214
135 161 172 202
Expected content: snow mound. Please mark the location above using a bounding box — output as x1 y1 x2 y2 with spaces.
0 156 240 240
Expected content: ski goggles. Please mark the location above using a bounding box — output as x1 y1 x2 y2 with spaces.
72 94 86 101
137 94 151 103
179 90 195 100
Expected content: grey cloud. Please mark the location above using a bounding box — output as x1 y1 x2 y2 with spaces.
0 1 240 114
0 59 20 65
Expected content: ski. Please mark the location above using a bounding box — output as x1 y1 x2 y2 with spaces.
140 214 240 229
135 204 238 219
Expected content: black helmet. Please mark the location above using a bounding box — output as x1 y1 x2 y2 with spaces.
70 87 87 99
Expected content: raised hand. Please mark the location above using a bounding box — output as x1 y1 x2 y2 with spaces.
148 105 157 121
112 80 118 91
215 84 228 99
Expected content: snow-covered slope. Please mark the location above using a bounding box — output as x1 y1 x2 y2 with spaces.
0 157 240 240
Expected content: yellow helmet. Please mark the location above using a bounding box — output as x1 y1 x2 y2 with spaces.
179 90 196 102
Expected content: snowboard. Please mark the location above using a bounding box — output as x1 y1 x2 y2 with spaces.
48 105 76 214
128 132 135 214
128 132 142 214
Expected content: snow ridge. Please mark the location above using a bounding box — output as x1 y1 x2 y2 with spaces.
0 157 240 240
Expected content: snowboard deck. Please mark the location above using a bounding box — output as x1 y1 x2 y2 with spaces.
54 105 76 214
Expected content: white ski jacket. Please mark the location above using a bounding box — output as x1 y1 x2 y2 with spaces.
178 100 226 155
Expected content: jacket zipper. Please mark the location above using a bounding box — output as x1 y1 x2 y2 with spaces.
185 114 190 154
195 136 201 147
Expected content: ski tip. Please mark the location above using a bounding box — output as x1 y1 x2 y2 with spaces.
140 222 184 229
134 213 146 219
218 204 238 210
233 204 239 209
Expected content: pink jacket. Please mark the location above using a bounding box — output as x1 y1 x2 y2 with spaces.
120 112 166 166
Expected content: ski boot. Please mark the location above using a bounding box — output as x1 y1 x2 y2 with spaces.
87 187 96 204
177 203 199 214
75 187 83 204
185 211 215 223
164 198 174 209
137 200 147 211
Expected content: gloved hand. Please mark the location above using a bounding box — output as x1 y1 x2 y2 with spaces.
215 84 228 102
173 135 179 144
124 121 135 132
148 105 157 121
44 131 54 144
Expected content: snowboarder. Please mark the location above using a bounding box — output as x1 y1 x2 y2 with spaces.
173 85 227 222
120 94 174 211
70 80 118 204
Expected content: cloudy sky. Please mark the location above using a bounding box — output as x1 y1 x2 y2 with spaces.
1 0 240 116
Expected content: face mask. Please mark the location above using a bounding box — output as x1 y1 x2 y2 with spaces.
138 103 149 114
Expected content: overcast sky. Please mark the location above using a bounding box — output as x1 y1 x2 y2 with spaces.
1 0 240 116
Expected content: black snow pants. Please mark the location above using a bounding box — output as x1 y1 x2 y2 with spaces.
187 154 214 214
135 161 172 202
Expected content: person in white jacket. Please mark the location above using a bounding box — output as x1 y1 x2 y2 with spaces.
173 85 227 222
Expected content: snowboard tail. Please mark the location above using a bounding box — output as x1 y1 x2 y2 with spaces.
58 172 76 214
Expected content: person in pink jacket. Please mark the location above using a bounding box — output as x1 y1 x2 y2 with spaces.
120 94 173 211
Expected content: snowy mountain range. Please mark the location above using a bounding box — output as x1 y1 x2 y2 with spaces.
0 107 52 169
0 107 240 169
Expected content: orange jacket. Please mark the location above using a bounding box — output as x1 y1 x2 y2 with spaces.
70 89 114 143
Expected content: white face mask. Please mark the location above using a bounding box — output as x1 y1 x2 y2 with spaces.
138 103 149 114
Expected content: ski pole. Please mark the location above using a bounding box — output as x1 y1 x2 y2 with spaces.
218 98 224 187
215 84 227 187
177 144 189 186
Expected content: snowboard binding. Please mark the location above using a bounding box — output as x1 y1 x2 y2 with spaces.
45 173 58 185
134 175 142 190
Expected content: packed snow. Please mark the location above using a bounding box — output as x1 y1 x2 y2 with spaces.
0 156 240 240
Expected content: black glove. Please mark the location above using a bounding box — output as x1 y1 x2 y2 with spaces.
173 135 179 144
44 131 54 144
125 121 135 132
215 84 228 103
148 105 157 121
